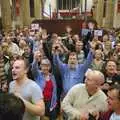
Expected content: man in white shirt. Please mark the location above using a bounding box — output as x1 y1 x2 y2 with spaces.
62 70 108 120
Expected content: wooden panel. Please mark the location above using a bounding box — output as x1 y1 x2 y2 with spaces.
32 19 83 35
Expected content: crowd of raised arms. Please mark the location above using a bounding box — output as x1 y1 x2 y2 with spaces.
0 20 120 120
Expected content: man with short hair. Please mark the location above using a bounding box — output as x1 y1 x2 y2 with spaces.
61 70 108 120
0 93 25 120
102 60 120 93
9 58 45 120
98 84 120 120
53 48 94 96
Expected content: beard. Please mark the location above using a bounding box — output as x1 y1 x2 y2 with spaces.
68 63 76 69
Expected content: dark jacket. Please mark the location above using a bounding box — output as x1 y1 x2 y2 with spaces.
98 110 113 120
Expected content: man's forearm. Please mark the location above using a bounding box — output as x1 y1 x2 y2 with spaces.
23 99 45 116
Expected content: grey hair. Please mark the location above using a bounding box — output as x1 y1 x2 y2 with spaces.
86 70 105 85
41 58 51 68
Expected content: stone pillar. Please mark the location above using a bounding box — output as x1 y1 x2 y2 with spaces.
95 0 104 27
113 0 120 28
92 0 98 20
104 0 115 28
51 0 57 14
16 0 23 28
21 0 30 26
34 0 42 19
1 0 12 30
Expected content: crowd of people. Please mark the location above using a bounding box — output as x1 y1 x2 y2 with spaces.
0 20 120 120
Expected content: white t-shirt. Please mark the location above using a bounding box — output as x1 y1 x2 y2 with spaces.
110 112 120 120
9 79 43 120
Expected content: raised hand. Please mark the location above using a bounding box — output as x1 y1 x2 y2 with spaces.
34 51 42 62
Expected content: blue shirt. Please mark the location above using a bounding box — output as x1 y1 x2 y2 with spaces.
31 60 57 111
53 50 93 94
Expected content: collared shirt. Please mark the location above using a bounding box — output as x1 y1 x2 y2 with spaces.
53 50 93 94
62 84 108 120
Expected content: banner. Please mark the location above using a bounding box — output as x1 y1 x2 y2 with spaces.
94 30 103 36
31 24 39 30
81 29 90 36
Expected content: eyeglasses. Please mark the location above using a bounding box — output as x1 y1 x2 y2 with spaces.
107 93 120 101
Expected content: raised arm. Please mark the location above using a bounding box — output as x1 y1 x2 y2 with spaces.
52 43 67 74
79 48 94 73
31 51 42 78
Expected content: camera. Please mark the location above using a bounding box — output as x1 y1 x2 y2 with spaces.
55 46 59 50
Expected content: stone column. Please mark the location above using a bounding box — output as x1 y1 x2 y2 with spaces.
113 0 120 28
92 0 98 20
34 0 42 19
13 0 24 28
95 0 104 27
16 0 23 28
104 0 115 28
21 0 30 26
1 0 12 30
51 0 57 14
80 0 83 13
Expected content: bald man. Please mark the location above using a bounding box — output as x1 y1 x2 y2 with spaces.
61 70 108 120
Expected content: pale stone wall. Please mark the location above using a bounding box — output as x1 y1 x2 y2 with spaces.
34 0 42 19
1 0 120 30
1 0 12 30
82 0 93 12
51 0 57 13
0 0 1 17
95 0 104 27
0 0 43 29
113 0 120 28
22 0 31 26
92 0 97 20
103 0 114 28
93 0 116 28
